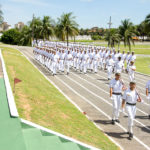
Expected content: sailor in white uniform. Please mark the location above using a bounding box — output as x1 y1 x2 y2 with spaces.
66 51 73 75
106 54 114 80
128 61 136 81
83 51 89 74
122 81 141 140
110 73 125 125
93 50 100 73
146 80 150 119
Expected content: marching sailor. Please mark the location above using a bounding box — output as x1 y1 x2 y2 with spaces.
66 51 73 75
110 73 126 125
106 54 114 80
146 80 150 119
128 61 136 81
122 81 141 140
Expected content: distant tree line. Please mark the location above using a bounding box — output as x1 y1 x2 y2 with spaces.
0 4 150 50
0 11 79 46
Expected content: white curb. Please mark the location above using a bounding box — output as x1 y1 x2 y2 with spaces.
0 49 19 117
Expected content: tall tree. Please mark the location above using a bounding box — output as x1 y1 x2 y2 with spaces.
19 25 32 46
0 5 4 25
136 22 147 41
105 28 120 48
41 16 55 40
145 14 150 33
29 16 43 42
119 19 136 51
56 12 79 46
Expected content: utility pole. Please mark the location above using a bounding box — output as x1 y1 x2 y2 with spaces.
32 14 35 43
107 16 112 47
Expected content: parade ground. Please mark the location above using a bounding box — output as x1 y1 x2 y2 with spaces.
0 43 150 150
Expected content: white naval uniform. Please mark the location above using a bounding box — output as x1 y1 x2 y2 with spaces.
110 79 123 120
93 54 100 73
146 80 150 115
66 53 73 73
76 52 80 70
83 54 89 73
128 65 136 81
115 60 124 73
52 54 59 75
123 88 139 133
106 58 114 79
59 53 66 72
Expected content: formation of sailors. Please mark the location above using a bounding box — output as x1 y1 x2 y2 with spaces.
33 41 150 141
33 41 136 81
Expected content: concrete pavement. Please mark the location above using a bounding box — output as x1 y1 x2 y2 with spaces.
10 46 150 150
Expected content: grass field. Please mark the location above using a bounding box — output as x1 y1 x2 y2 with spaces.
1 46 119 150
94 44 150 55
135 57 150 75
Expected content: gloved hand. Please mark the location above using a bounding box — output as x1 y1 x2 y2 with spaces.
147 96 150 100
110 96 113 100
121 108 125 113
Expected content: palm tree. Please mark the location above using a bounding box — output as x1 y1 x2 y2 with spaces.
136 22 147 41
29 16 43 43
119 19 136 51
0 5 3 24
19 25 32 46
145 14 150 33
105 28 121 48
41 16 55 40
56 12 79 46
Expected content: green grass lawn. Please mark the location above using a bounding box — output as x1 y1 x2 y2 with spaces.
135 57 150 75
94 43 150 55
1 46 119 150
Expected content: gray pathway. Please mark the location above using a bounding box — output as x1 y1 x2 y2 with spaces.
8 46 150 150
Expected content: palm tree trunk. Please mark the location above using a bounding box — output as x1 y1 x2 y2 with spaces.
67 27 69 47
128 41 131 52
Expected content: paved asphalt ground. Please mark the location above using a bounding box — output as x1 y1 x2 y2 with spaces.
7 46 150 150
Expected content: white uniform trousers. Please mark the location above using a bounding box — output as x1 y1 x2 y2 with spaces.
148 94 150 115
90 60 94 70
52 62 57 74
60 60 64 72
112 94 122 120
67 60 71 73
76 58 80 70
83 61 87 73
73 58 77 68
129 73 135 81
94 60 98 73
80 60 83 71
126 104 136 133
107 66 113 79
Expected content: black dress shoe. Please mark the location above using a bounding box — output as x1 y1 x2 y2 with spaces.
115 119 120 123
129 133 133 140
126 132 129 134
112 119 115 125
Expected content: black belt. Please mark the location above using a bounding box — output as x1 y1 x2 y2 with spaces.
112 92 122 95
126 102 136 106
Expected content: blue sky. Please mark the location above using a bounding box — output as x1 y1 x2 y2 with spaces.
1 0 150 29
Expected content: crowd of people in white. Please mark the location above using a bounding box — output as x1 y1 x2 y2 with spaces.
33 41 136 81
33 40 150 140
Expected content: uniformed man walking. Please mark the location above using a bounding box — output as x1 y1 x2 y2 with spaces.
122 81 141 140
110 73 126 125
146 80 150 119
